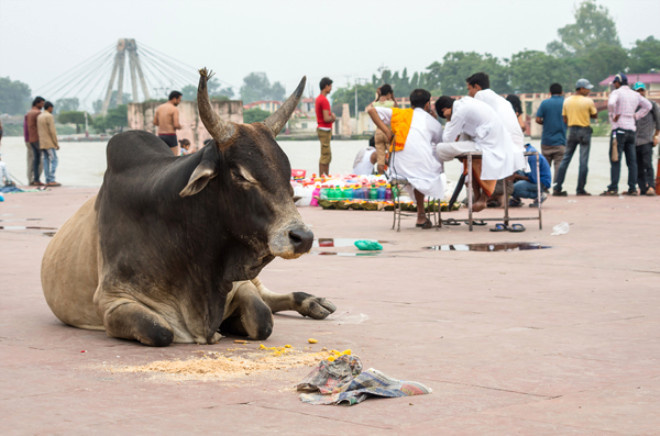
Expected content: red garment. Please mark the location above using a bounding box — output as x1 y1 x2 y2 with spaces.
315 94 332 129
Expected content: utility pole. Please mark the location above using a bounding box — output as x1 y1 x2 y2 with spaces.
353 77 367 136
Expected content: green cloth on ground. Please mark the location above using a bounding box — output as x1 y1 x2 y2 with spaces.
354 240 383 251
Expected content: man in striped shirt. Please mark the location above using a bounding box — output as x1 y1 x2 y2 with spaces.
601 73 652 196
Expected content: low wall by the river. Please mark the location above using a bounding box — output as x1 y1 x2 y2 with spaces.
127 100 243 149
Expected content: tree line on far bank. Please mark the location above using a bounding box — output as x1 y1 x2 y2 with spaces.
331 0 659 115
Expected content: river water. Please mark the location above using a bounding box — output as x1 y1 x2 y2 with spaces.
0 135 623 194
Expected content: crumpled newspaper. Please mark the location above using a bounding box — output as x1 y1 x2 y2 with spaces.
297 355 432 405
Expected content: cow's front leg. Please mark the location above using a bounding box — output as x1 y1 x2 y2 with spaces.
251 278 336 319
96 291 175 346
220 281 274 340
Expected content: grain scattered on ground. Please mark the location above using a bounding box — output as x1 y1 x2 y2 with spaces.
106 345 339 382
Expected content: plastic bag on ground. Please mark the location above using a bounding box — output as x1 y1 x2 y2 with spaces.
297 355 432 406
551 222 570 236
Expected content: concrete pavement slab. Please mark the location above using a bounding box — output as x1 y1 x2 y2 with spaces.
1 187 659 434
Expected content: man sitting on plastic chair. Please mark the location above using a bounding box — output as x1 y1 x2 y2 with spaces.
366 89 444 229
434 96 526 212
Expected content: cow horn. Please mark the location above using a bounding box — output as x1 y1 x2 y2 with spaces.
264 76 306 136
197 68 234 144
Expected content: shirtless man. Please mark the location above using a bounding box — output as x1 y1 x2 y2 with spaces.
153 91 183 155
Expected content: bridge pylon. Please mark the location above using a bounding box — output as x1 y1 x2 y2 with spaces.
101 38 151 115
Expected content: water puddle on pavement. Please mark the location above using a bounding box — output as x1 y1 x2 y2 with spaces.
424 242 550 252
0 225 57 237
312 238 550 256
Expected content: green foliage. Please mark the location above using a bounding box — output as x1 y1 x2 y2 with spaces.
547 0 621 57
55 97 79 113
432 51 511 95
370 68 425 98
330 83 377 116
240 72 285 103
92 105 128 133
242 108 271 124
0 76 31 115
58 111 88 133
579 44 628 90
208 78 234 99
334 1 650 98
182 84 197 101
628 36 660 73
92 91 131 114
181 81 234 102
509 50 568 93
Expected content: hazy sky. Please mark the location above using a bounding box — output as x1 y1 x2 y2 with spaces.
1 0 659 103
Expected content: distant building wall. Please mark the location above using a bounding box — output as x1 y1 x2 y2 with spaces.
244 100 282 113
127 100 243 148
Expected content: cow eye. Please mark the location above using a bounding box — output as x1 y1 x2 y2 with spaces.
231 166 256 184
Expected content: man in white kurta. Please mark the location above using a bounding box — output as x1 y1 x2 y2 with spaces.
435 96 522 211
367 89 444 228
466 72 525 153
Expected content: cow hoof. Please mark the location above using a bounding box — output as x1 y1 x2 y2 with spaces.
136 325 174 347
293 292 336 319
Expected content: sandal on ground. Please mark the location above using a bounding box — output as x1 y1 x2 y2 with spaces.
416 218 433 229
599 190 618 196
508 223 526 232
466 219 487 226
489 223 509 232
442 218 461 226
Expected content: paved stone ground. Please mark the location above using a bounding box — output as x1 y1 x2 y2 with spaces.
1 187 659 435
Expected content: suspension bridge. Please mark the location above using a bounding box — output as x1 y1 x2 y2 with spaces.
33 39 233 114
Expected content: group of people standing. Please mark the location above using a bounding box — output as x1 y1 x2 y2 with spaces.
536 73 659 198
23 97 61 187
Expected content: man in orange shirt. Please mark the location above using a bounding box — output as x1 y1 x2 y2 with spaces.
153 91 183 155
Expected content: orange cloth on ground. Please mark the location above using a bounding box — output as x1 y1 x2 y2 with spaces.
390 108 414 152
462 159 496 197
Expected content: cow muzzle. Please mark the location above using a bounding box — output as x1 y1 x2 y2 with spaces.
269 222 314 259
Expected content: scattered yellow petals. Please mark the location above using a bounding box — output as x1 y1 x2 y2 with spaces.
308 338 318 344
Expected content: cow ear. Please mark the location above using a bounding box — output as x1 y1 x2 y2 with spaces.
179 161 217 197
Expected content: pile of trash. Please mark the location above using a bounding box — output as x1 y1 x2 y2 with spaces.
297 354 432 406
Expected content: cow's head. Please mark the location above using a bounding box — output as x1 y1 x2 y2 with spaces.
178 68 313 280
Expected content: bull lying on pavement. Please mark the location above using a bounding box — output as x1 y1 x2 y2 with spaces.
41 69 335 346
